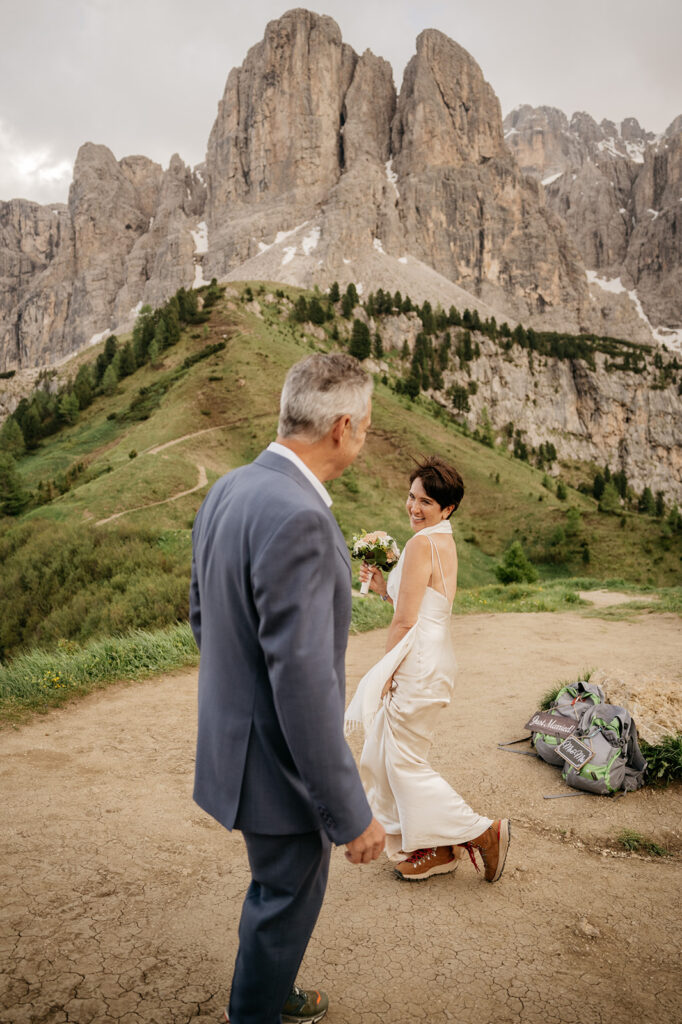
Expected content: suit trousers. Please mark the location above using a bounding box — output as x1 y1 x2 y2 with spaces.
228 829 332 1024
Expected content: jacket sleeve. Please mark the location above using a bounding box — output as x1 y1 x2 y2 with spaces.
189 536 202 652
251 507 372 845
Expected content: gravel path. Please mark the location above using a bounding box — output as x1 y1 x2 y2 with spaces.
1 611 681 1024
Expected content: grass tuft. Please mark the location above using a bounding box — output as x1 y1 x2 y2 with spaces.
538 669 594 710
0 623 198 726
640 734 682 786
616 829 670 857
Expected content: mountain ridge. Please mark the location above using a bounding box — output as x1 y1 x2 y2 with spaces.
1 8 680 374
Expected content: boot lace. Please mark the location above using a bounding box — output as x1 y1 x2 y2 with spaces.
462 842 483 873
405 847 435 864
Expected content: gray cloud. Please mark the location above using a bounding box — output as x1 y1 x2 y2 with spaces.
1 0 680 204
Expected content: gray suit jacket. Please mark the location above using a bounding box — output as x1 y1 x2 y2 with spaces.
190 450 372 844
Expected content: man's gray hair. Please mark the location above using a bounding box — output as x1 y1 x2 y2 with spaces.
278 353 373 441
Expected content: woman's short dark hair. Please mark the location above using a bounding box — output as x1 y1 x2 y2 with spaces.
409 456 464 517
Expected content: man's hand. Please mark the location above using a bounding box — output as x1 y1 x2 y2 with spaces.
344 817 386 864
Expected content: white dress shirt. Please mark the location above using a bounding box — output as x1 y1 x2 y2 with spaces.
267 442 332 508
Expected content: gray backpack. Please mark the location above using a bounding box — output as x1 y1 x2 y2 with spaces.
532 681 605 767
561 703 648 795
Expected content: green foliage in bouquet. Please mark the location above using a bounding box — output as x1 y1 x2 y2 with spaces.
350 530 400 571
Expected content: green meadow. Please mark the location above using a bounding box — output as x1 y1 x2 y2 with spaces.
0 281 680 722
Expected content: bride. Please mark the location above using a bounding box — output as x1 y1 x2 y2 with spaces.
345 456 511 883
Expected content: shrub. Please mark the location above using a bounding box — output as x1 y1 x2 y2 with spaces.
494 541 538 584
639 734 682 786
0 519 192 659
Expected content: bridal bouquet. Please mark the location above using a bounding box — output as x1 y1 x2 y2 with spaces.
351 530 400 595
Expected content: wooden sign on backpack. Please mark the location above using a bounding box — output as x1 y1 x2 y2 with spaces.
524 710 577 739
556 735 594 770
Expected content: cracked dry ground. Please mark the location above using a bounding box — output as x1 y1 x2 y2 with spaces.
2 611 681 1024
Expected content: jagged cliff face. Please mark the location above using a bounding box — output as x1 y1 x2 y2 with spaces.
205 9 356 271
440 338 682 503
389 32 589 328
1 8 680 375
0 146 205 371
504 106 682 338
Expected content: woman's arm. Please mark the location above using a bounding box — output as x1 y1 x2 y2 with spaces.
384 535 431 654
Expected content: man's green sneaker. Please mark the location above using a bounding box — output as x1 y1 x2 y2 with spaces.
223 983 329 1023
282 983 329 1023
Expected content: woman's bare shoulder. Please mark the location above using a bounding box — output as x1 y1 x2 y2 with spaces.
403 533 431 559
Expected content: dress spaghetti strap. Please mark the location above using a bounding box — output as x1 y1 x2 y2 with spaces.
426 535 448 602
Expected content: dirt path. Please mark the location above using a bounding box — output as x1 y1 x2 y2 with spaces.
1 612 681 1024
95 465 208 526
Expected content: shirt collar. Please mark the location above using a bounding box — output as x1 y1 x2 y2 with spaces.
267 442 333 507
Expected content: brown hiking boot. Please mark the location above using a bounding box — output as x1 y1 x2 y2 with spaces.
394 845 459 881
460 819 511 883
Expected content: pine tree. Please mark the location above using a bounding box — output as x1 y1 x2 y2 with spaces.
329 281 340 303
599 481 621 514
403 373 420 400
0 417 25 458
119 341 137 378
133 306 155 363
293 296 308 323
154 317 169 351
147 339 160 368
102 363 119 396
58 392 79 426
638 486 656 515
420 300 435 335
73 364 94 408
165 304 181 345
438 334 451 370
21 406 42 450
448 384 470 413
104 334 118 363
349 319 371 361
0 453 29 516
308 297 326 325
512 324 528 347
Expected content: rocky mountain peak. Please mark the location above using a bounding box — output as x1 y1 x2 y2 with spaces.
393 28 505 170
665 114 682 138
504 103 682 338
206 8 355 214
1 9 681 378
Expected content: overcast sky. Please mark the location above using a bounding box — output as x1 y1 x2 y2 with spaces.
2 0 680 205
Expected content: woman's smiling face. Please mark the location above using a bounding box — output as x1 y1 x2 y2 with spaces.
406 476 452 531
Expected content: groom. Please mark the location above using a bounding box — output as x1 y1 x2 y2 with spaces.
190 352 385 1024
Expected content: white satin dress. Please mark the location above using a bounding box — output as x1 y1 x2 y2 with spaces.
345 520 492 861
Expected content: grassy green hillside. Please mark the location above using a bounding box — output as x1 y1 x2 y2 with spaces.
0 281 680 667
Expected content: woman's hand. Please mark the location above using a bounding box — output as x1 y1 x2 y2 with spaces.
359 562 387 598
380 676 395 700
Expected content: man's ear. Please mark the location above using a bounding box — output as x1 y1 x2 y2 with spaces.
330 414 352 443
